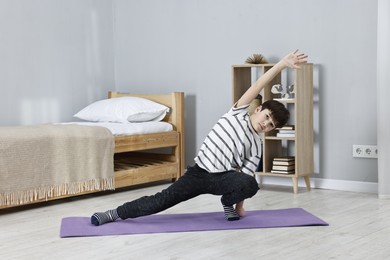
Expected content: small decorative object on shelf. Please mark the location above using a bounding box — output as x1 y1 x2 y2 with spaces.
271 84 295 99
245 54 268 64
286 84 295 99
271 84 284 94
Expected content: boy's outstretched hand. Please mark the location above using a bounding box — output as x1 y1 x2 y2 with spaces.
281 49 308 69
236 49 308 107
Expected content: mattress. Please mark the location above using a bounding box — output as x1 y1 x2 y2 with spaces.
62 121 173 136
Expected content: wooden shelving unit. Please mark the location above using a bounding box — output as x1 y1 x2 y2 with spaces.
232 63 314 193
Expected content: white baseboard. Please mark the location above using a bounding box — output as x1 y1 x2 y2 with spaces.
257 175 378 194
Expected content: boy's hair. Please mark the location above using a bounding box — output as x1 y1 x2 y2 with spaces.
260 100 290 128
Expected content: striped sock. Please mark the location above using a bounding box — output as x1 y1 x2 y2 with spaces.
223 205 240 221
91 209 120 226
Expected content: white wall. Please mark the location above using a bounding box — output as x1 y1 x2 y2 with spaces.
113 0 378 187
377 0 390 198
0 0 115 125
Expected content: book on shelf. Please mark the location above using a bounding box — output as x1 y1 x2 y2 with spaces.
272 165 295 171
276 133 295 138
275 125 295 138
276 125 295 130
273 160 295 166
273 156 295 162
271 169 295 174
278 129 295 134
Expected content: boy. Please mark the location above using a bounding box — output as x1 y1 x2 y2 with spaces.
91 50 308 225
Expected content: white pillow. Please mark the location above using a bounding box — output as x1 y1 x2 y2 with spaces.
74 97 169 123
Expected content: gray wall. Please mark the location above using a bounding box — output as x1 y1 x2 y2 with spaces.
0 0 115 125
113 0 378 188
377 0 390 198
0 0 380 192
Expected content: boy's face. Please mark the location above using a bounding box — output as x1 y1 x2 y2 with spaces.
250 107 276 133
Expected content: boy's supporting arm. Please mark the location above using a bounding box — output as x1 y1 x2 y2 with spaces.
236 50 308 107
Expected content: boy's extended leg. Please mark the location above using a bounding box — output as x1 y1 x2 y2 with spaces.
91 166 259 225
91 166 208 226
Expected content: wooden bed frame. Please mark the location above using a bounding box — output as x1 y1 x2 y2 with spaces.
0 91 184 209
110 91 185 188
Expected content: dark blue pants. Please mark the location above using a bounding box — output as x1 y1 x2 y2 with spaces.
116 164 259 219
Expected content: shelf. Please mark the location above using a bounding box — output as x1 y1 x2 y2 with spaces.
265 136 295 141
256 172 295 178
273 98 295 104
232 63 313 193
232 64 275 68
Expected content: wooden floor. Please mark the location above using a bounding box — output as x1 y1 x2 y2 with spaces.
1 182 390 260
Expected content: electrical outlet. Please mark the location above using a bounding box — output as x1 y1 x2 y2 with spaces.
353 145 378 158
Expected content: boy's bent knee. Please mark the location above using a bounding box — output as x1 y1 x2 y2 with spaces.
247 177 260 196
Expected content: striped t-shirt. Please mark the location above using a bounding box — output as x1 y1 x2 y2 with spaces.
194 104 262 176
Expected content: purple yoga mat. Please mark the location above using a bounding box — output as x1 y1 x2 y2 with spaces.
60 208 328 238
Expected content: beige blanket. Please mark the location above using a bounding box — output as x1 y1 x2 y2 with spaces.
0 124 115 207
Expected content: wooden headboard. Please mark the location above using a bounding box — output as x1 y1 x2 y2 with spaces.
108 91 184 131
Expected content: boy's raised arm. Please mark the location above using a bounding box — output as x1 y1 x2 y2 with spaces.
236 50 308 107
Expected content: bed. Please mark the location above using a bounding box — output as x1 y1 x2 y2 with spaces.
0 91 184 209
